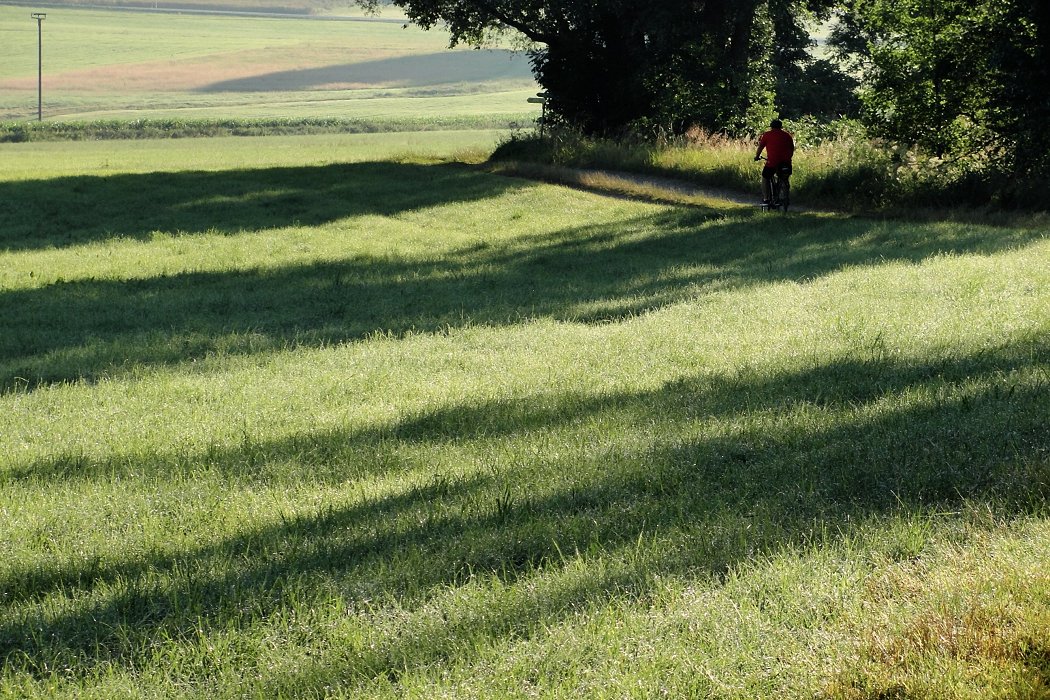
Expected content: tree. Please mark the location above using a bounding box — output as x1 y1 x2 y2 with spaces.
633 0 776 135
770 0 859 120
360 0 826 136
832 0 1050 175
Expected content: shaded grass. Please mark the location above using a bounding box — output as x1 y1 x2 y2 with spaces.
4 331 1048 676
1 138 1048 698
0 160 516 251
2 165 1043 390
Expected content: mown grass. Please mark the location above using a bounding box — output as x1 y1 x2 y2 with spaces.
1 134 1048 698
0 129 503 178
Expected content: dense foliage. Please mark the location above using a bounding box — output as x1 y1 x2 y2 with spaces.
359 0 1047 183
832 0 1050 176
360 0 835 136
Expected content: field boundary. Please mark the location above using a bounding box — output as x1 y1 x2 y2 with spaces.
0 116 535 142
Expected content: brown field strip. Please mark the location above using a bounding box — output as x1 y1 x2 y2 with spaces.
0 45 408 92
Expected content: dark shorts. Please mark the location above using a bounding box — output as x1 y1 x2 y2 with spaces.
763 164 792 178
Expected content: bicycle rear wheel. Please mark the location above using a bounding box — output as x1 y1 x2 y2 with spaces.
771 175 783 212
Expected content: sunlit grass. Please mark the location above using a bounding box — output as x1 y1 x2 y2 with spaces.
0 130 502 179
1 135 1047 698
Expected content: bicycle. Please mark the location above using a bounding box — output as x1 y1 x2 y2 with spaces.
756 156 790 213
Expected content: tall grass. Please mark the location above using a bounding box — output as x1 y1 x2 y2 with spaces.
0 116 534 142
491 122 1050 214
1 135 1048 698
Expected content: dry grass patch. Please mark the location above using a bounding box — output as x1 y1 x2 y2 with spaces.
0 45 409 93
830 521 1050 699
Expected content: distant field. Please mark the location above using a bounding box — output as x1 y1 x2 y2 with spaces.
1 0 404 16
0 4 539 123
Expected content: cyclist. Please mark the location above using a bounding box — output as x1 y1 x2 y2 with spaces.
754 119 795 206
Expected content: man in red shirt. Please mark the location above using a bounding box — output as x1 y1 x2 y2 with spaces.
754 119 795 206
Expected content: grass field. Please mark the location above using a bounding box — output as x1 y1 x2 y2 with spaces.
1 133 1048 698
0 4 539 124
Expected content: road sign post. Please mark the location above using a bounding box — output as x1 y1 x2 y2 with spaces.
527 92 549 135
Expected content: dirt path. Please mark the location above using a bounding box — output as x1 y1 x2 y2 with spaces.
576 168 760 206
490 162 811 212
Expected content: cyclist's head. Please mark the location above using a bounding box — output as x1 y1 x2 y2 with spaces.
770 119 783 129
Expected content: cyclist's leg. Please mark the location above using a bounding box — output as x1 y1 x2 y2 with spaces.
761 174 772 203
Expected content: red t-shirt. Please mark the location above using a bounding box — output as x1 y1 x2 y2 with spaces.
758 129 794 168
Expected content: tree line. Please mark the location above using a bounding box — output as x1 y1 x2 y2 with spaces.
360 0 1049 178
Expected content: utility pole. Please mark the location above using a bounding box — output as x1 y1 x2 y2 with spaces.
31 13 46 121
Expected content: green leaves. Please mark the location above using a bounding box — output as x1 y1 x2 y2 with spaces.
839 0 1050 175
376 0 834 136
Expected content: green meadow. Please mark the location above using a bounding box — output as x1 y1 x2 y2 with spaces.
1 133 1048 698
0 4 539 124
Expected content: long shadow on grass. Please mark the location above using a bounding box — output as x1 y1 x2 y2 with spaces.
1 199 1042 391
199 50 535 92
0 161 522 252
3 339 1047 683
